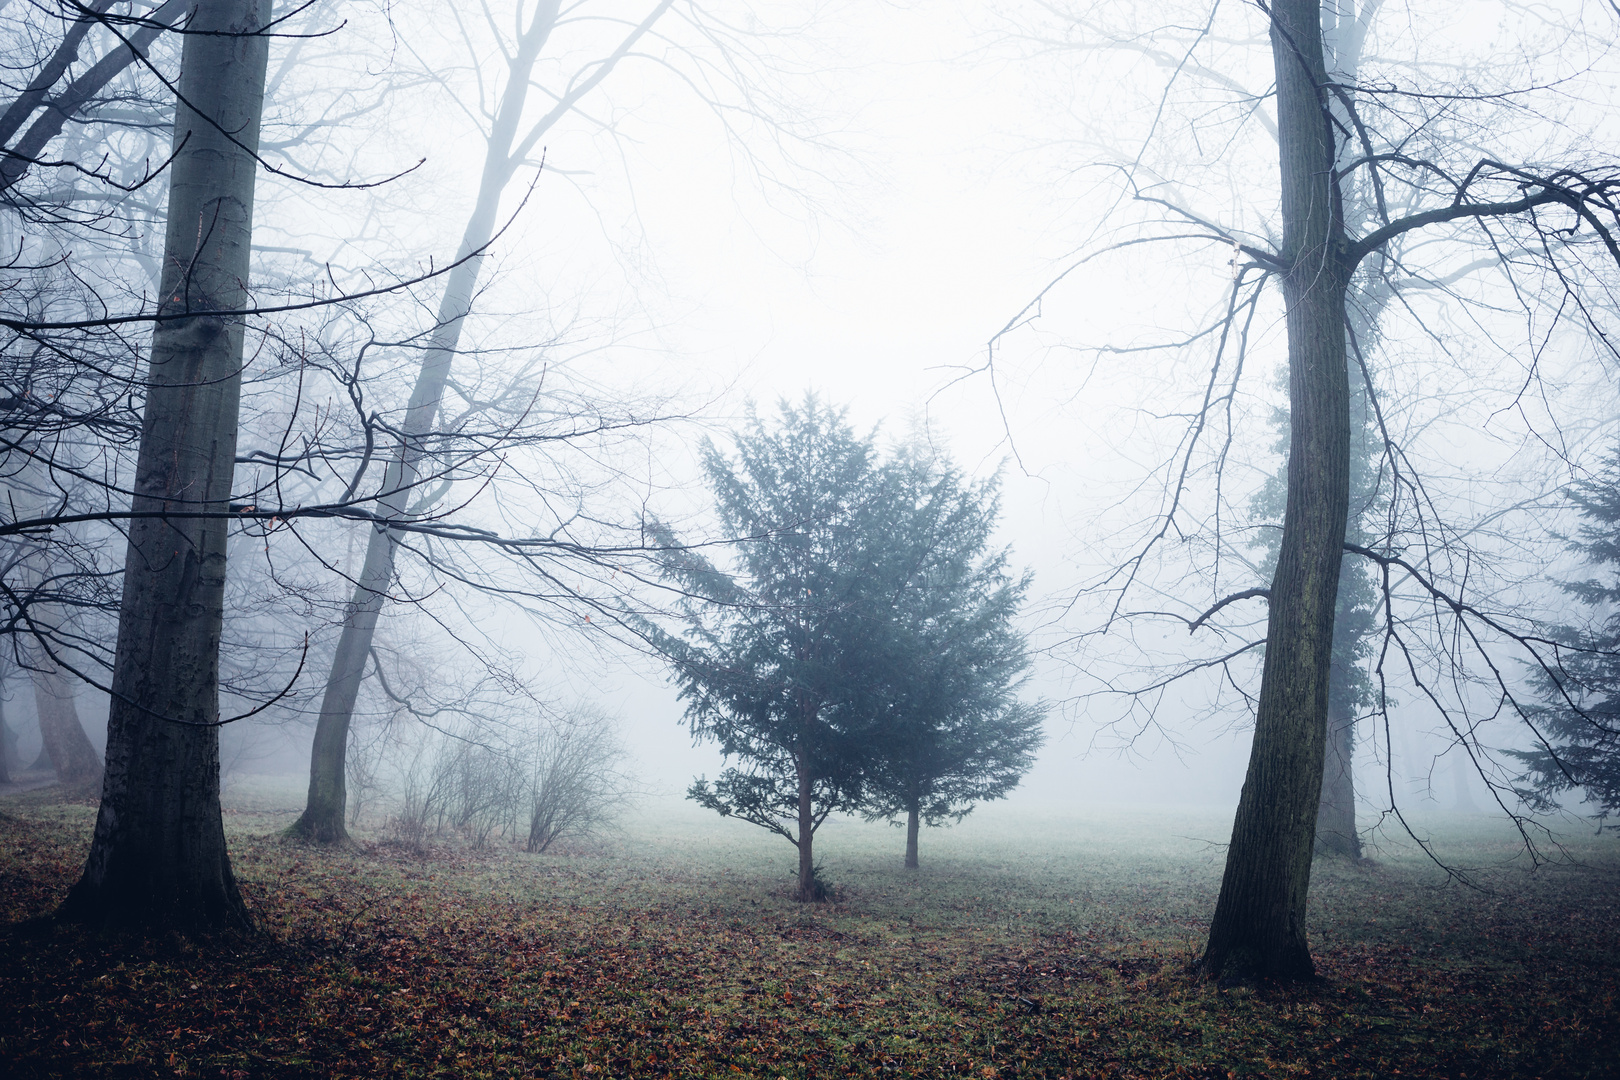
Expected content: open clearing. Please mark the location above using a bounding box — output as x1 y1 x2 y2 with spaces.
1 782 1616 1079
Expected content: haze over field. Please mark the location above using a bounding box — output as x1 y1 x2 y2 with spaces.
3 8 1619 1073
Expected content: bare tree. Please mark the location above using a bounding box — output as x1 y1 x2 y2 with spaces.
59 0 270 930
995 0 1620 979
289 0 836 843
524 705 629 853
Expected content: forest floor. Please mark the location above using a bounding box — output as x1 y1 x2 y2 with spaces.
0 782 1616 1079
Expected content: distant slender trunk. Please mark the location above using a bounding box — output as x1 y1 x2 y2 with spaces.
1451 754 1481 813
904 803 920 870
0 663 12 784
1314 706 1360 858
26 644 102 786
8 490 104 786
60 0 269 931
289 7 560 843
1202 0 1349 981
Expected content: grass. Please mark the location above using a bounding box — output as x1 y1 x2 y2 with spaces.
1 780 1616 1078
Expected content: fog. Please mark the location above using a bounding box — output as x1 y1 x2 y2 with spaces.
3 0 1611 884
12 5 1620 1075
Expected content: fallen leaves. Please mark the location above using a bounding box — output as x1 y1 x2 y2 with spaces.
0 803 1615 1078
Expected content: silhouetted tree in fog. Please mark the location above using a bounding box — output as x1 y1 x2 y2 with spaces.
1515 447 1620 825
1003 0 1620 979
654 402 1044 892
288 0 831 843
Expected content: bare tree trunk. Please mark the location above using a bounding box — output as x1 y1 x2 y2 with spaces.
7 488 105 786
290 0 673 841
904 803 920 870
0 658 13 784
795 750 819 901
1314 706 1360 858
1202 0 1349 981
59 0 269 931
26 642 101 786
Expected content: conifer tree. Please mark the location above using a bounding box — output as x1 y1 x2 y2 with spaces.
1513 451 1620 824
854 448 1044 870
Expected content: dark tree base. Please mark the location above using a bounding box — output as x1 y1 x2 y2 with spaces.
58 874 254 934
284 808 350 845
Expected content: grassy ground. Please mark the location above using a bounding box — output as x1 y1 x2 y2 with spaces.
1 780 1616 1079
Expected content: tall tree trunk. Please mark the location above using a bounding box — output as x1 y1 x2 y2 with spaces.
1314 705 1360 858
59 0 269 931
289 8 560 842
1202 0 1350 980
795 751 819 901
904 802 920 870
26 643 102 786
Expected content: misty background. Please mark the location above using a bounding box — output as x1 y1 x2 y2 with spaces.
9 0 1581 826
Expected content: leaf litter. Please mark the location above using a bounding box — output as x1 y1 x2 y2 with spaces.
1 798 1615 1078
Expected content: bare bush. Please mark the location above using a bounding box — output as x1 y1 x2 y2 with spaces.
525 708 632 854
376 706 632 853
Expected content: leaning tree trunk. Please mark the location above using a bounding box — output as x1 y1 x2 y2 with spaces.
59 0 269 931
904 802 920 870
1314 702 1360 858
288 13 558 843
289 0 676 841
1201 0 1350 981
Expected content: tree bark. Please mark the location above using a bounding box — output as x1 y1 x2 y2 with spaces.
795 749 819 901
904 803 920 870
59 0 269 931
1314 705 1360 858
1202 0 1350 981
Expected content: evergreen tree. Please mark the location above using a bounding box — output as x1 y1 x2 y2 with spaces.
1513 450 1620 825
653 397 886 901
853 447 1045 869
652 401 1045 894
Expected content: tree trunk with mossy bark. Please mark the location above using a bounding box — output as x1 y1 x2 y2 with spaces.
59 0 269 932
1201 0 1350 981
